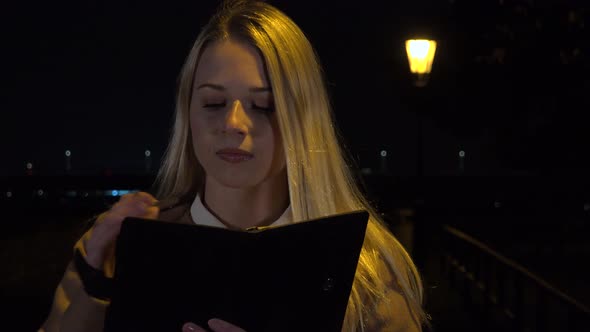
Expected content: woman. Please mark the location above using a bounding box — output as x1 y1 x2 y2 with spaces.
40 1 428 331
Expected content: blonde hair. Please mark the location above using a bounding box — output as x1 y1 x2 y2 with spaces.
154 1 428 330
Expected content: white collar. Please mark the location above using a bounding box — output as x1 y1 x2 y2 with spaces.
190 193 293 229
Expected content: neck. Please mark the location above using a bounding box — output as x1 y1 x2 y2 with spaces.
202 172 289 229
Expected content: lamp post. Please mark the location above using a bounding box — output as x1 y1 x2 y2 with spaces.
405 39 437 176
405 39 437 264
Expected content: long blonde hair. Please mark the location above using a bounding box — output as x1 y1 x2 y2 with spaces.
154 1 428 330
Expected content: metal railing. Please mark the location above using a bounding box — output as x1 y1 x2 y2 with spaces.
442 224 590 332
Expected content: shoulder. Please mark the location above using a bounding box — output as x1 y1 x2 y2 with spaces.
367 284 421 332
363 257 422 331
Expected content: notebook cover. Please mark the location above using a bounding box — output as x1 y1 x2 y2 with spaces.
103 210 369 332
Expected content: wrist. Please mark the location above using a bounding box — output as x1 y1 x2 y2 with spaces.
84 252 104 270
74 248 113 301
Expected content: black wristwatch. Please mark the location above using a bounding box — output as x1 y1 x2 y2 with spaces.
73 248 113 301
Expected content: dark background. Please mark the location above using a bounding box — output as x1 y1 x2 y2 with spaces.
3 0 588 176
2 0 590 331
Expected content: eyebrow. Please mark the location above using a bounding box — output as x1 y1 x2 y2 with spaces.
196 83 271 93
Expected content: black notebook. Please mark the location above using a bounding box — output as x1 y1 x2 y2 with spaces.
103 210 369 332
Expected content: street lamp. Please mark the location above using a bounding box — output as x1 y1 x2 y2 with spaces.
405 39 437 176
404 39 438 263
405 39 437 87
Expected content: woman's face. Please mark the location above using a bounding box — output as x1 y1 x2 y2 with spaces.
190 39 286 190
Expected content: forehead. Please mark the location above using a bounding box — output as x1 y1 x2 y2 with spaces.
194 39 269 88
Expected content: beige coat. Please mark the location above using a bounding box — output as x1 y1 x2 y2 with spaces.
39 204 420 332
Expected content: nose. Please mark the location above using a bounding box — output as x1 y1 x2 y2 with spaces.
223 100 250 135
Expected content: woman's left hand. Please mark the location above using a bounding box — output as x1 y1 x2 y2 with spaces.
182 319 246 332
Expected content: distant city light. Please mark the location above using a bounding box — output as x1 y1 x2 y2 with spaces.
145 150 151 157
65 150 71 157
103 189 134 197
459 150 466 158
380 150 387 157
26 162 33 170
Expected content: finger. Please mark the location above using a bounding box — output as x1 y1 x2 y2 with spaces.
118 192 137 203
133 200 150 215
182 322 208 332
110 195 137 213
130 200 159 219
142 205 160 219
118 191 157 206
208 318 247 332
134 191 159 205
111 200 148 218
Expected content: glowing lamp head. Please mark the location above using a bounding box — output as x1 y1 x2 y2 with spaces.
406 39 437 74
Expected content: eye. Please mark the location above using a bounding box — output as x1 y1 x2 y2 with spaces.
251 103 275 113
203 102 226 109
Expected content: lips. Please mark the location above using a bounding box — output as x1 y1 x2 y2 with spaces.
216 148 254 163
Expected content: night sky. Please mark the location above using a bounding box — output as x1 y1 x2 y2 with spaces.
3 0 589 176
